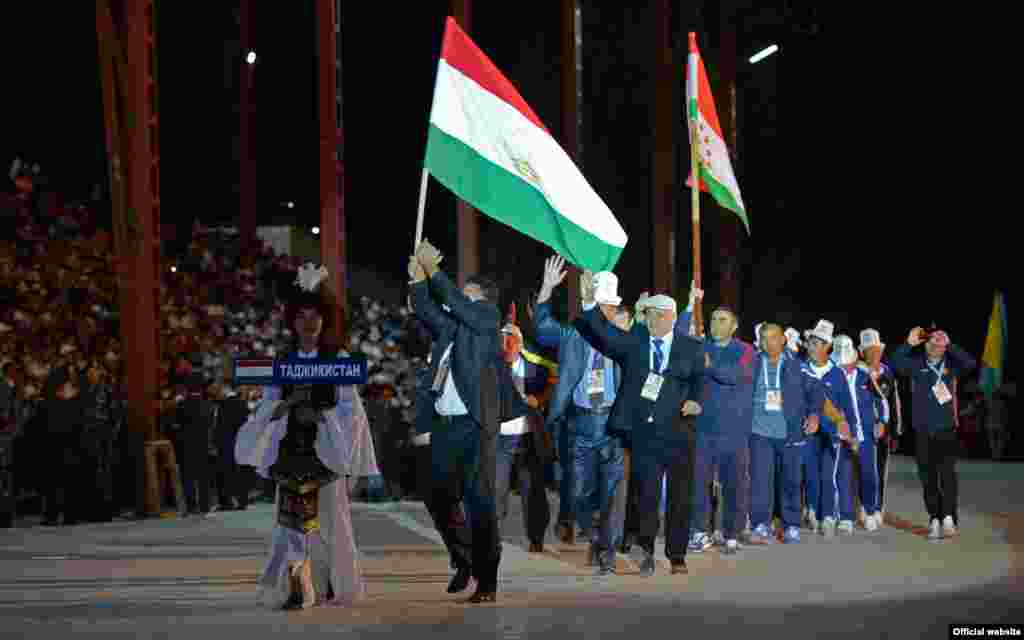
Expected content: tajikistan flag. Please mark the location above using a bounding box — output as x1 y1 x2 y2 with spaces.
685 32 749 233
425 17 627 272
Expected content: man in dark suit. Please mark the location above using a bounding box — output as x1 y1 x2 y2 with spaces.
408 239 528 604
572 269 705 576
177 373 216 517
215 384 252 510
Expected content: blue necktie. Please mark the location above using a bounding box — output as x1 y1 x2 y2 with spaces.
653 338 664 373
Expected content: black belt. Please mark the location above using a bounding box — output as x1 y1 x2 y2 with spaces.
571 405 611 416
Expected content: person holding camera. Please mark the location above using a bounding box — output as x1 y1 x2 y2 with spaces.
888 328 977 540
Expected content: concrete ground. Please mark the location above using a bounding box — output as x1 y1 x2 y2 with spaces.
0 454 1022 639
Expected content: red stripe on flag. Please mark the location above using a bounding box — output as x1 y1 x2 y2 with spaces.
237 360 273 367
440 16 550 135
686 36 724 138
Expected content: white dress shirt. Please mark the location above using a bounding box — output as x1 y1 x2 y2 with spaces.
434 344 470 416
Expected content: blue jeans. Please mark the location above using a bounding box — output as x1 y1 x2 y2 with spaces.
556 413 602 527
749 434 802 530
573 435 625 560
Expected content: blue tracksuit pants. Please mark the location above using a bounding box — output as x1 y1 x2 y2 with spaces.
820 440 855 522
750 434 802 530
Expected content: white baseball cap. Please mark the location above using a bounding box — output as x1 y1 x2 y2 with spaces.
831 334 858 366
804 319 835 346
644 294 677 314
859 329 885 352
784 327 802 352
592 271 622 306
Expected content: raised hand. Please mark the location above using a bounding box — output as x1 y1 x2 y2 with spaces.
580 269 595 304
415 240 444 270
907 327 926 347
407 255 426 284
537 255 568 304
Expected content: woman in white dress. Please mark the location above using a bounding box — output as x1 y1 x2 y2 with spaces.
235 264 377 609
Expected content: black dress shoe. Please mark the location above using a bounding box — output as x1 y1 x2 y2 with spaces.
282 573 306 610
639 551 656 577
618 533 634 555
447 566 472 594
465 589 497 604
670 560 688 575
281 591 305 611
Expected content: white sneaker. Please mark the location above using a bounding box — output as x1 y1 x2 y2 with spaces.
942 516 958 537
864 513 879 532
928 518 942 540
837 520 855 535
820 516 837 538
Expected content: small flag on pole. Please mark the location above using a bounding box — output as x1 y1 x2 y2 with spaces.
685 32 749 233
979 291 1008 400
233 356 369 386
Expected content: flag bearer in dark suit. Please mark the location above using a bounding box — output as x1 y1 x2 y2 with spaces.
408 239 528 604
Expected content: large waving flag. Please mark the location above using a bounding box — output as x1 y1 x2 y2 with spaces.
424 17 627 271
685 32 749 233
979 291 1008 399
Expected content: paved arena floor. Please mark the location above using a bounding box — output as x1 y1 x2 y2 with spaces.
1 455 1022 639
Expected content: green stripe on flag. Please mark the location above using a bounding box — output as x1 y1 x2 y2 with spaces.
688 98 699 121
425 125 624 272
698 165 749 233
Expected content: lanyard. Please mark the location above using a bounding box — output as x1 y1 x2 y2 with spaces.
926 359 945 383
762 357 782 390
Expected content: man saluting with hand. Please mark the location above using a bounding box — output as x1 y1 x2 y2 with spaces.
571 265 705 576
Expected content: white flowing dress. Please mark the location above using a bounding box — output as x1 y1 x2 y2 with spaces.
235 374 378 608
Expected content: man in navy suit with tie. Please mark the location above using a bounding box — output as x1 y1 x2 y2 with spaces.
571 267 706 576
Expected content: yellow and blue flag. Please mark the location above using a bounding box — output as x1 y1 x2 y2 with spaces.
979 291 1008 399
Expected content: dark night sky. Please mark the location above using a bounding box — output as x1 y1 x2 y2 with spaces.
2 3 1011 378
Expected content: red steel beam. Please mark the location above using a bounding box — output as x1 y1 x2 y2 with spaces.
318 0 346 348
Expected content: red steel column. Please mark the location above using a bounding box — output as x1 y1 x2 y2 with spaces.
97 0 161 446
318 0 346 348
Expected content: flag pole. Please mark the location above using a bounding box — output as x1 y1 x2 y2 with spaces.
689 116 704 337
414 168 429 250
